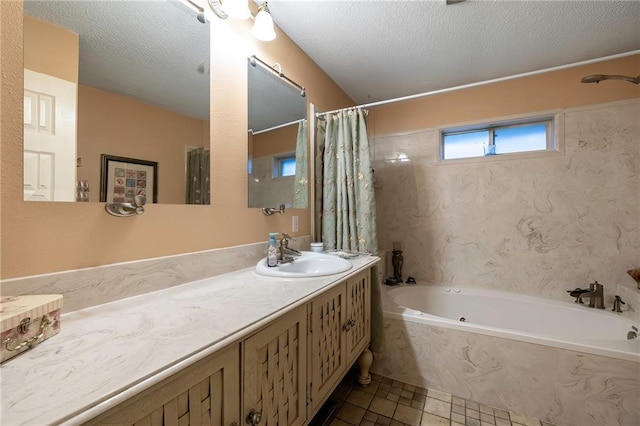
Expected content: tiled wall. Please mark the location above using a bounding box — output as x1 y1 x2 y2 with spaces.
372 316 639 426
0 236 310 313
249 155 295 208
372 99 639 304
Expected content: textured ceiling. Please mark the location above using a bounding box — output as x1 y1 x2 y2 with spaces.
24 0 210 120
267 0 640 104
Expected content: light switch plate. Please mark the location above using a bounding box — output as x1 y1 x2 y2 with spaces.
292 215 299 233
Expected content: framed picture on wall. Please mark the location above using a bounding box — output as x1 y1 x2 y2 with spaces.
100 154 158 203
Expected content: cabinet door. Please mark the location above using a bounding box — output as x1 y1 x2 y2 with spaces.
307 284 347 416
87 345 240 426
345 270 371 366
243 307 307 426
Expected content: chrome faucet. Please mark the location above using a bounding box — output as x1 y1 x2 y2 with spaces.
567 281 605 309
278 233 301 263
582 281 606 309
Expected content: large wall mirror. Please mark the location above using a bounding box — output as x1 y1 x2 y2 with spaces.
23 0 211 204
248 57 308 209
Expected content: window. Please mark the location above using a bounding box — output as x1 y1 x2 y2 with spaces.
440 115 557 161
273 155 296 178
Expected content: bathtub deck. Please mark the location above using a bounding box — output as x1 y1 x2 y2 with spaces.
314 370 557 426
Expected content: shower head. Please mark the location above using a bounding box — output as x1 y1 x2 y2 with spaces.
581 74 640 84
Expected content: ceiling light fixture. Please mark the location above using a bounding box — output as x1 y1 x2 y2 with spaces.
252 2 276 41
205 0 276 41
221 0 251 20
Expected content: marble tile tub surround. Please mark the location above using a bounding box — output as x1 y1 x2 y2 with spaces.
0 235 310 313
0 252 378 425
370 316 640 426
373 99 639 305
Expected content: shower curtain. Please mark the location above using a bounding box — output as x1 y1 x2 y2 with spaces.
293 120 308 208
317 107 385 359
186 147 210 204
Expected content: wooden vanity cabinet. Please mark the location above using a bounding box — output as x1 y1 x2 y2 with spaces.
86 345 240 426
85 266 373 426
307 269 371 417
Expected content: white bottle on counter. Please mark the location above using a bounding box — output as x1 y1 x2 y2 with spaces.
267 233 278 267
310 242 324 253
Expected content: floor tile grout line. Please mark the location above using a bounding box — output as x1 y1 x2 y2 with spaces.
322 371 554 426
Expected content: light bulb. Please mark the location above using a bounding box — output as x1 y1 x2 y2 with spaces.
222 0 251 20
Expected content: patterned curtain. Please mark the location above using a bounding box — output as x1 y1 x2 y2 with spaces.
315 118 327 242
293 120 308 208
321 108 377 254
317 108 385 360
186 148 210 204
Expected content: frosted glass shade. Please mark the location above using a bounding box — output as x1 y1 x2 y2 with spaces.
251 9 276 41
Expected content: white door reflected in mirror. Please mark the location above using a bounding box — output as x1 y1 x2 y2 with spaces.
23 70 77 201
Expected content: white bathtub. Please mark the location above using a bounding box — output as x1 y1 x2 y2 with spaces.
373 284 640 426
386 285 639 362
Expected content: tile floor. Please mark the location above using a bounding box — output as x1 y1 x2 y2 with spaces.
313 370 556 426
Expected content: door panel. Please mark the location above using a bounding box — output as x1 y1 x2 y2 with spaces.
24 69 77 201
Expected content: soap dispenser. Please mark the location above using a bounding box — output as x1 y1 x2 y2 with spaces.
267 233 278 267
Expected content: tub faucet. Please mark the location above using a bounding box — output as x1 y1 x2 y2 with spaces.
278 233 301 263
567 281 605 309
582 281 606 309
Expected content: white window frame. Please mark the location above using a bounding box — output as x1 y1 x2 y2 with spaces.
436 110 564 165
272 152 296 179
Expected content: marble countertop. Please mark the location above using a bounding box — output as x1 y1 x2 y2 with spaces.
0 255 378 425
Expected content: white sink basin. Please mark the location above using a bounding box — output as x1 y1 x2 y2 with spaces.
255 251 352 278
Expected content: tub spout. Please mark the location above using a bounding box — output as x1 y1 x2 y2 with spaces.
567 281 605 309
582 281 606 309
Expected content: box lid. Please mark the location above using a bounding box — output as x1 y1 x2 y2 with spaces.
0 295 63 333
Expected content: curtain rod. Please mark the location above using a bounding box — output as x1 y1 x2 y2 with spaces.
249 55 306 98
250 118 306 135
316 50 640 117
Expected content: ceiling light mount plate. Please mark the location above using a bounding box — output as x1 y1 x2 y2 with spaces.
206 0 228 19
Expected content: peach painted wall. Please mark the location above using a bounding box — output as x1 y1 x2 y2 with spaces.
369 55 640 136
23 14 78 83
0 0 353 279
76 84 208 204
4 0 635 279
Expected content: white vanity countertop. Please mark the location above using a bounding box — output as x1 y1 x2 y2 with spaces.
0 255 379 425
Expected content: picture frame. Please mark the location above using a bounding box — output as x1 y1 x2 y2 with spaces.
100 154 158 203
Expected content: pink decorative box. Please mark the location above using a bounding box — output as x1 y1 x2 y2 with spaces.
0 295 62 363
